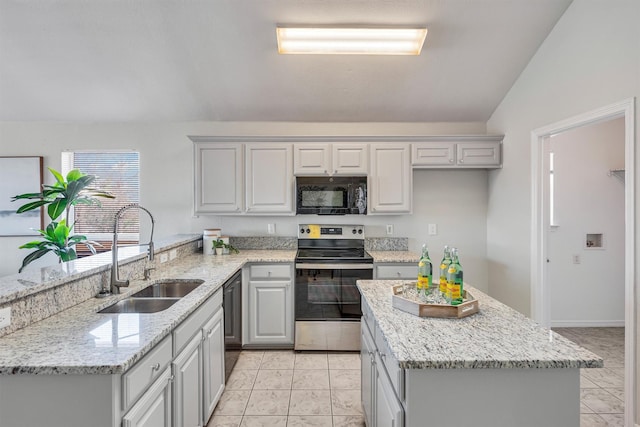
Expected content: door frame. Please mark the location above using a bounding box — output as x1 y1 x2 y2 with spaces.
530 98 635 425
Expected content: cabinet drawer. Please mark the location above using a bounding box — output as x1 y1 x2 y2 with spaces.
375 325 404 401
376 264 417 279
173 289 222 355
250 264 291 280
122 335 173 411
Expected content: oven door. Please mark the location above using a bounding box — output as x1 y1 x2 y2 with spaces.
294 263 372 350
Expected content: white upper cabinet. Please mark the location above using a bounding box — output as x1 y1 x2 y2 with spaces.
412 136 502 168
369 143 412 214
193 143 243 214
294 143 368 176
294 144 331 175
245 144 294 214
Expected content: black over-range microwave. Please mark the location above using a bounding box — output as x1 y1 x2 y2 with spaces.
296 176 367 215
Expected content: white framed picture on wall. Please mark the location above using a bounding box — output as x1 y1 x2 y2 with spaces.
0 156 44 236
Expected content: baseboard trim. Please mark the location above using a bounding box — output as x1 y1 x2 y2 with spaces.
550 320 625 328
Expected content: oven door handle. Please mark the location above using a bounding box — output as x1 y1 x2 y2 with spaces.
295 263 374 270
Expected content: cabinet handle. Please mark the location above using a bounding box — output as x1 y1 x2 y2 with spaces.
268 271 272 277
449 158 454 163
151 363 160 371
168 374 175 383
396 271 401 277
459 159 464 163
381 353 387 361
324 169 327 174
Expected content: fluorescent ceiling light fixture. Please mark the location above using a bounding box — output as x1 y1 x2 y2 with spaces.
276 27 428 55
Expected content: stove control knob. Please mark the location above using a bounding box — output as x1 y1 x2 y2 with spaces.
306 228 310 234
358 229 363 234
300 228 305 234
352 229 357 234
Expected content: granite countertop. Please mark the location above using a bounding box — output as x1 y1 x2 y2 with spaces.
357 280 603 370
0 250 296 376
369 250 420 263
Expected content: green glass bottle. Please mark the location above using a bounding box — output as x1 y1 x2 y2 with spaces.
439 246 451 301
417 244 432 295
447 248 464 305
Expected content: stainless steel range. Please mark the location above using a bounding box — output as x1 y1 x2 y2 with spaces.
294 224 373 351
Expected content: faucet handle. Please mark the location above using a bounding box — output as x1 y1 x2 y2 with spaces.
143 267 156 280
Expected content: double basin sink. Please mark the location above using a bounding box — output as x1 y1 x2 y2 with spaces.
99 279 204 314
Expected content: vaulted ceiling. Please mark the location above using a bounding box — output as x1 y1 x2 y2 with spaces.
0 0 572 122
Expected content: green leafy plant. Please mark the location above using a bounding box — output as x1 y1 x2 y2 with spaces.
12 167 115 272
212 238 239 254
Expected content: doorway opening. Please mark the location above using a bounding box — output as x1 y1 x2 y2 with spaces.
530 98 635 425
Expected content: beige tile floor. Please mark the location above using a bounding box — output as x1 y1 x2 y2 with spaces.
554 327 625 427
208 328 624 427
207 350 365 427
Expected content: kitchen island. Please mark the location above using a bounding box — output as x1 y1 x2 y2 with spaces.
357 279 603 427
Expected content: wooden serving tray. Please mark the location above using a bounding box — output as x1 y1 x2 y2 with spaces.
391 284 479 318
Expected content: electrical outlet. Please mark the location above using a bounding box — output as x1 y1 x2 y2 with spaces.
386 224 393 235
0 307 11 329
169 249 177 260
572 254 581 264
267 223 276 234
428 224 437 235
160 253 168 263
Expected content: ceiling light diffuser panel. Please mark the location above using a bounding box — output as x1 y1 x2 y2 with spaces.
276 27 428 55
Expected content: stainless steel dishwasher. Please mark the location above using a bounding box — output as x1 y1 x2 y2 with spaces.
223 270 242 381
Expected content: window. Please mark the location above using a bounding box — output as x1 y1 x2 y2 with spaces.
62 151 140 255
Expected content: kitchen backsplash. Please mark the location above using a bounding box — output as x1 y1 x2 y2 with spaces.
364 237 409 251
229 236 297 250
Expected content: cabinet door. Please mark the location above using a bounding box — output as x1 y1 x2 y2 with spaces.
248 280 293 345
411 142 456 166
203 307 225 423
375 353 404 427
194 143 243 213
245 144 294 214
369 144 412 214
361 320 376 427
456 141 501 167
333 144 368 175
122 368 172 427
173 331 203 427
294 144 331 175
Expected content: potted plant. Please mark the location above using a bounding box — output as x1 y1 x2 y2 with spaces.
12 167 114 272
212 238 239 255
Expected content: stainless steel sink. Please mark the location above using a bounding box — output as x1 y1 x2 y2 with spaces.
131 279 205 298
98 298 179 314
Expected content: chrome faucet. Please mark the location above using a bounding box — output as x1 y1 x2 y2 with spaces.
97 204 155 297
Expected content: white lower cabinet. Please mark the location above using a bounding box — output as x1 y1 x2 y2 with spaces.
173 288 225 427
122 367 173 427
375 353 404 427
361 304 404 427
202 307 225 421
173 331 203 427
243 263 294 347
361 321 376 427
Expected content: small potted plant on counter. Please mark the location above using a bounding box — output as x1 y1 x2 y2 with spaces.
12 167 114 272
212 238 239 255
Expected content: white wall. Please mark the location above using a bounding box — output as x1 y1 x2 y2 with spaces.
0 121 489 290
486 0 640 316
548 117 625 326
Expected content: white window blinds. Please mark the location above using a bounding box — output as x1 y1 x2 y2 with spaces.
62 151 140 240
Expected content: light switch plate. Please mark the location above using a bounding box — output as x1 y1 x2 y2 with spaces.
428 224 438 235
267 223 276 234
386 224 393 235
0 307 11 329
169 249 177 260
